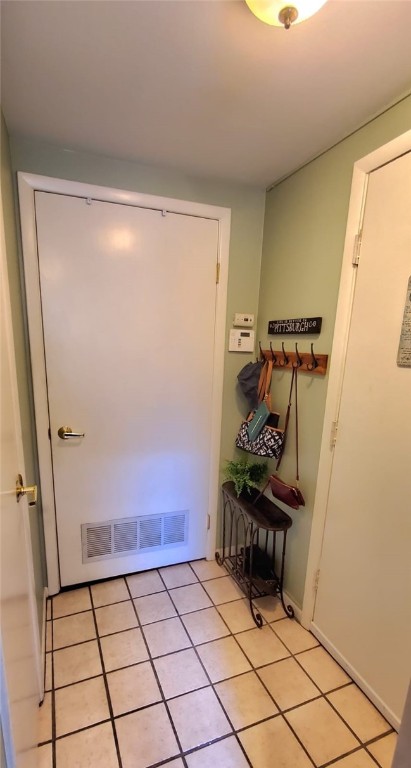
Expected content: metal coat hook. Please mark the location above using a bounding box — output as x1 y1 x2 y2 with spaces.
294 343 303 368
280 342 289 366
259 344 328 375
307 343 319 371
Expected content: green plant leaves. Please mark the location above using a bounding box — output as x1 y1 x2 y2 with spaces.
223 459 268 497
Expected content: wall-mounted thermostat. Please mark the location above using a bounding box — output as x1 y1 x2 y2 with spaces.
229 328 255 352
234 313 255 328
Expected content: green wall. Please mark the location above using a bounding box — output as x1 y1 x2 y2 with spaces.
258 95 411 607
1 114 46 629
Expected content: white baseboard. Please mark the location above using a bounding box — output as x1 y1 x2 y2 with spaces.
311 622 400 731
282 591 302 622
40 586 48 703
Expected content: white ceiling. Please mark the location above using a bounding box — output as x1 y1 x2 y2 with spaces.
1 0 411 187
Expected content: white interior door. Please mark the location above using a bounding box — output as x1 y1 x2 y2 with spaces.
312 152 411 726
34 191 219 586
1 196 40 767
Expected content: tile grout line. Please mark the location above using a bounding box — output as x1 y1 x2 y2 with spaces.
319 743 382 768
172 566 372 768
185 568 381 768
159 563 252 768
124 574 189 768
53 597 131 620
51 598 281 650
159 567 253 768
88 584 124 768
226 597 392 766
49 572 325 765
182 731 252 765
362 746 387 768
253 627 330 708
195 575 319 766
50 597 57 768
47 565 393 768
245 634 379 767
52 633 100 653
44 660 364 724
157 567 251 765
271 628 393 767
51 590 257 630
320 688 393 754
265 614 394 756
46 719 113 744
360 729 396 747
55 562 226 599
52 590 245 696
224 619 318 767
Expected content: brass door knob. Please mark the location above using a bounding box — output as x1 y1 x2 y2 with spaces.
58 426 85 440
16 474 38 504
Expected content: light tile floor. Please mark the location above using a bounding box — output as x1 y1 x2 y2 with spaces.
39 561 397 768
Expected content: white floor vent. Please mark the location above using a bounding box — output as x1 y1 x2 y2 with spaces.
81 511 189 563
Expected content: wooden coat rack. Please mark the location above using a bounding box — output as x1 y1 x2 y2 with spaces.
259 342 328 376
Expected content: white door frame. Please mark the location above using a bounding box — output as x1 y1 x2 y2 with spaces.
302 129 411 629
1 183 43 762
18 172 231 595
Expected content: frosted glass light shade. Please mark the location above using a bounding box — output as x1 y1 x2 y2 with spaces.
246 0 328 27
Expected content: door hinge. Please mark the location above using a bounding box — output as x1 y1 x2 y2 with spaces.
352 231 362 266
313 568 320 593
207 514 211 530
216 262 220 284
330 420 338 448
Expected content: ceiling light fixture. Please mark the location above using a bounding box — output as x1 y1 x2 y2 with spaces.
245 0 328 29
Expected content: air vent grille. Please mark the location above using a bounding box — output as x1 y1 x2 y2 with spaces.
81 511 189 563
114 520 138 553
86 524 112 559
139 518 162 550
164 512 186 545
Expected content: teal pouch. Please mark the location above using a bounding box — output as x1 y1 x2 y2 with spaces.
247 400 270 441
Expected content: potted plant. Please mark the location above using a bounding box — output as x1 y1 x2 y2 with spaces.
223 458 268 498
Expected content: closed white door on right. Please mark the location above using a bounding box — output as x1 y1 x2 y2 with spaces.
313 152 411 725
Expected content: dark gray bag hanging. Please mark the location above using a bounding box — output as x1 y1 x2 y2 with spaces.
237 360 264 411
236 360 284 460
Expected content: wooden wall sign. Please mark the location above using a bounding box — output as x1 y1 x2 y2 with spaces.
268 317 322 335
